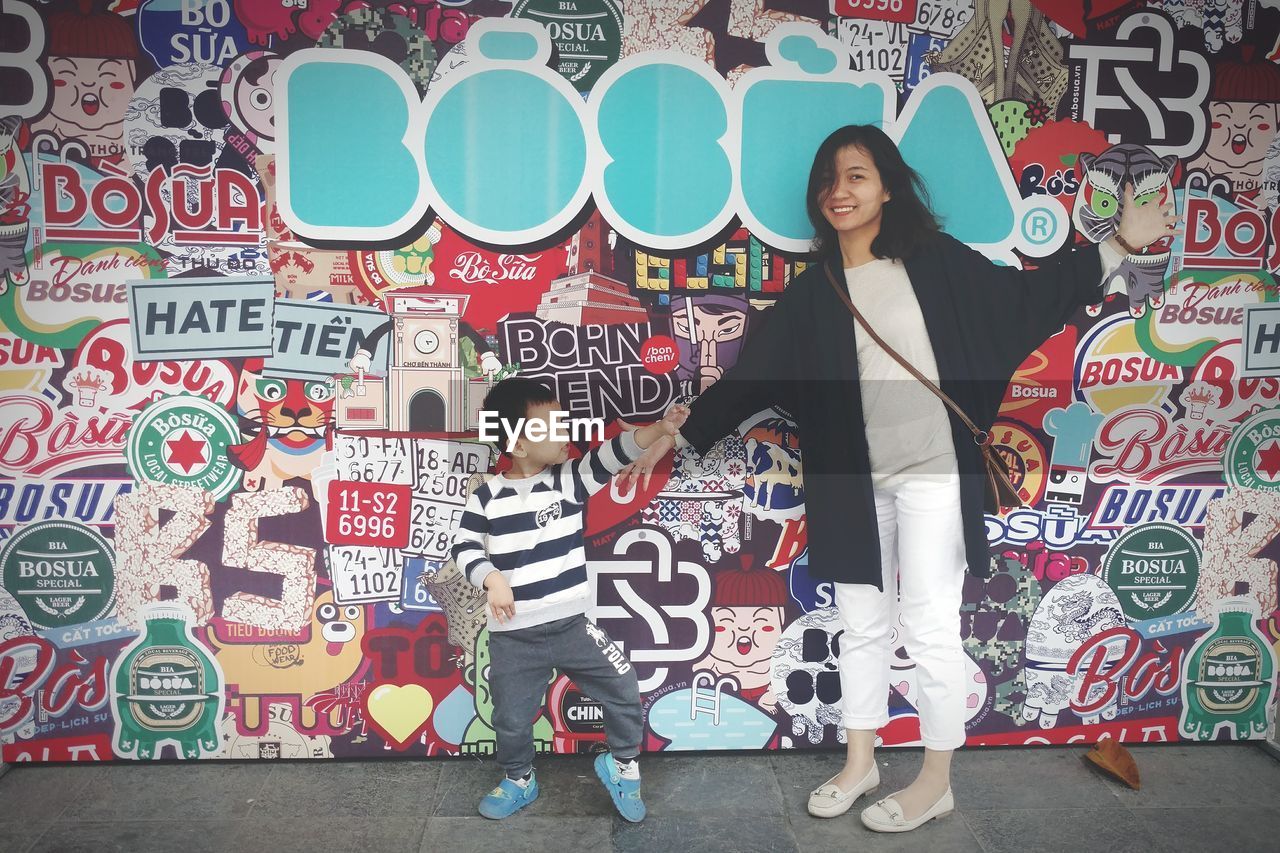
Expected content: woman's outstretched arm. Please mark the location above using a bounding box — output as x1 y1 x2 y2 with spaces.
678 273 809 454
951 182 1179 369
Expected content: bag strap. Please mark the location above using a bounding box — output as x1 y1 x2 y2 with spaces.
823 262 989 446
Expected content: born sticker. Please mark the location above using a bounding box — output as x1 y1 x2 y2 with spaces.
1102 522 1201 621
0 520 116 630
126 395 243 500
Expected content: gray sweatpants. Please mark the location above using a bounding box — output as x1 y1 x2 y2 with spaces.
489 614 642 778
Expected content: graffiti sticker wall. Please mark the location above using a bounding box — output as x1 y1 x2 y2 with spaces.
2 0 1280 763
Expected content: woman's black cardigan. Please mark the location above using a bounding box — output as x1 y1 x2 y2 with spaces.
680 231 1104 589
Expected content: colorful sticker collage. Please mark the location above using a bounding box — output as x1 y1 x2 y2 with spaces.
1 0 1280 763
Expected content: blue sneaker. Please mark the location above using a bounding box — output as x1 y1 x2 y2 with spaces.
594 752 646 822
478 773 539 819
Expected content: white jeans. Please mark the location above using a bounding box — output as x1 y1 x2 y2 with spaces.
834 468 968 750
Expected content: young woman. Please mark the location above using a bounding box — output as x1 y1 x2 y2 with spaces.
625 125 1176 832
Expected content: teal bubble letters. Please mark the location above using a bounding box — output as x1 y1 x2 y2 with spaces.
277 21 1064 258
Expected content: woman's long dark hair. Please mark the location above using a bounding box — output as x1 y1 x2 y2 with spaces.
806 125 940 262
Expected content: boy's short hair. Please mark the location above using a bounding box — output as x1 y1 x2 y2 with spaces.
482 377 557 456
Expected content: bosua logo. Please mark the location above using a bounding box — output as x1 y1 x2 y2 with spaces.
1076 315 1182 415
1224 407 1280 492
0 520 116 630
126 394 243 500
990 421 1047 506
1101 522 1200 621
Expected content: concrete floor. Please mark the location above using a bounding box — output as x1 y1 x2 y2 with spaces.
0 743 1277 852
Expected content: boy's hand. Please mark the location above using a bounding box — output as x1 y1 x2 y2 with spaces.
483 572 515 624
620 433 674 491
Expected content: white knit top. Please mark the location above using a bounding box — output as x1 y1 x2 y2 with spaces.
845 258 957 489
844 241 1126 489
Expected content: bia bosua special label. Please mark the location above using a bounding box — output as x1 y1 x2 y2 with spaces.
0 521 116 630
111 605 226 759
1179 596 1277 741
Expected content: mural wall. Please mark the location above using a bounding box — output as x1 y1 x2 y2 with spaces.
2 0 1280 762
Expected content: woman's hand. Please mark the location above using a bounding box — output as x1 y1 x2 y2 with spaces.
1114 182 1181 251
630 404 690 450
663 403 690 433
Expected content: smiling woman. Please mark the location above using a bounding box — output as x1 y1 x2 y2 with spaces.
622 122 1180 834
805 125 941 265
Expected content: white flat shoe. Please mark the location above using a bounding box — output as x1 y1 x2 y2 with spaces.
860 788 954 833
807 764 880 818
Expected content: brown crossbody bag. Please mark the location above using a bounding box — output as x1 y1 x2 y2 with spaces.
823 263 1024 514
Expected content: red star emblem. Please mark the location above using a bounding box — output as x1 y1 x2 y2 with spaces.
165 429 208 474
1256 440 1280 481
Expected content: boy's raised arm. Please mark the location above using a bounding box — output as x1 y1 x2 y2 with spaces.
566 405 689 501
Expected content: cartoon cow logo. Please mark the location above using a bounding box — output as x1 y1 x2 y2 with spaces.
742 417 804 521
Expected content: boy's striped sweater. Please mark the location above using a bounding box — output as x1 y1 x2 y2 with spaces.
449 431 642 632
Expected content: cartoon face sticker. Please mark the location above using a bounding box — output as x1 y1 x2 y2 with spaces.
29 0 140 162
1072 144 1178 316
672 294 748 394
702 605 785 686
1073 145 1177 244
1044 466 1087 505
236 367 336 453
220 51 283 153
316 598 362 646
1197 101 1278 189
1042 402 1103 504
44 57 135 158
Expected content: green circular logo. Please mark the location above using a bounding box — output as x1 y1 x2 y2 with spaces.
513 0 623 92
1102 522 1201 621
1224 407 1280 492
127 395 242 500
0 521 116 630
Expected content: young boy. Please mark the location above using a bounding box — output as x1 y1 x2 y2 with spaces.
451 377 684 821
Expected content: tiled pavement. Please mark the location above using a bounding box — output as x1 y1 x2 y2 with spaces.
1 743 1277 852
